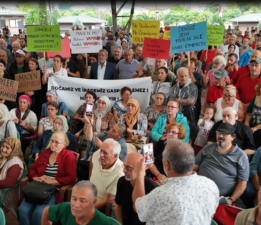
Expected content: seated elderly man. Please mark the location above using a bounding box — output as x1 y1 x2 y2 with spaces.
115 153 158 225
132 139 219 225
90 138 124 210
194 123 249 205
207 107 256 155
169 67 198 142
41 181 111 225
150 58 176 82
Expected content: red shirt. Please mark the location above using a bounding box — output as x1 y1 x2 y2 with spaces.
224 66 238 80
200 49 216 71
0 164 21 189
206 83 238 104
28 148 77 203
251 43 256 49
236 74 261 104
232 65 250 83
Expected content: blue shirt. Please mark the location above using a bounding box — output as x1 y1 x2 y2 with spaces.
116 59 139 79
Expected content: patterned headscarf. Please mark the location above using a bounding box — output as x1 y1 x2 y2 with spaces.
0 137 25 165
125 99 140 130
46 90 58 100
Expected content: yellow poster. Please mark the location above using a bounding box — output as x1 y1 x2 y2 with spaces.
131 20 160 44
163 30 171 40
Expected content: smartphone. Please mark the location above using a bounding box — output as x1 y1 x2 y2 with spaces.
143 143 154 165
85 103 93 116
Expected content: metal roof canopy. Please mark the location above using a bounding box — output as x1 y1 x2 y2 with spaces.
228 13 261 22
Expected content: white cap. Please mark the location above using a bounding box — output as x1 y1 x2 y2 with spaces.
15 49 25 56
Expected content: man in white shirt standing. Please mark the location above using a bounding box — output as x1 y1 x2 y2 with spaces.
219 35 240 59
89 49 116 80
132 139 219 225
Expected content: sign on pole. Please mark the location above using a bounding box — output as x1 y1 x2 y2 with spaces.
207 25 225 46
47 39 71 58
0 78 18 102
15 71 41 93
131 20 160 44
26 25 62 52
70 30 102 54
170 22 207 53
142 38 170 59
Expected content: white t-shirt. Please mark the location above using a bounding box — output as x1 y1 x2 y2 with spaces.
46 67 68 77
194 119 215 147
10 109 38 134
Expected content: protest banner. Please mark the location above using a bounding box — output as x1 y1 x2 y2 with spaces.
47 39 71 58
26 25 62 52
0 78 18 102
48 76 151 112
207 25 225 46
15 71 41 93
131 20 160 44
163 30 171 40
142 38 170 59
70 29 102 54
170 21 207 53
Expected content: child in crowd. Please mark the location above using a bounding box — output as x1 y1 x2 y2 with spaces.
194 105 215 155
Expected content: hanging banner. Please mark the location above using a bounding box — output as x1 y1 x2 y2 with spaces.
26 25 62 52
0 78 18 102
142 38 170 59
48 76 151 112
207 25 225 46
15 70 41 93
131 20 160 44
70 29 102 54
47 39 71 58
170 21 207 53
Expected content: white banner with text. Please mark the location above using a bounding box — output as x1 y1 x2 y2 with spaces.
48 76 151 112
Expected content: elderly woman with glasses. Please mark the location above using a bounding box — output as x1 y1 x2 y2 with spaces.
149 122 186 181
213 85 244 122
151 99 190 143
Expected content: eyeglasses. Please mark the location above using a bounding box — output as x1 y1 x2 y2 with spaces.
213 62 220 65
98 101 106 105
166 106 178 109
216 131 230 136
50 140 64 145
166 131 179 134
223 94 234 98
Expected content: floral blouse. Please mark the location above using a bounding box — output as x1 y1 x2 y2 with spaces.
92 112 115 132
118 113 148 137
144 105 167 125
39 117 53 131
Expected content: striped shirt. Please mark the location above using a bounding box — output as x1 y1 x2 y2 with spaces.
44 161 58 178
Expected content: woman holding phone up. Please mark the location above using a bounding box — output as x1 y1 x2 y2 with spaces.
42 55 67 85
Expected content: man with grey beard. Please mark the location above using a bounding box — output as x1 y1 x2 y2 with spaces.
114 153 158 225
194 122 249 205
207 107 256 155
89 49 116 80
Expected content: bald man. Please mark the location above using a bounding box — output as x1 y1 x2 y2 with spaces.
115 153 158 225
150 58 176 82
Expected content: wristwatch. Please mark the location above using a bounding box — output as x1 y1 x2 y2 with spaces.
228 197 234 203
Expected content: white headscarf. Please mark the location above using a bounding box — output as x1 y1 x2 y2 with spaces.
94 96 111 132
0 103 11 121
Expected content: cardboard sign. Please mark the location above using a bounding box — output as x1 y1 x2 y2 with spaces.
142 38 170 59
207 25 225 46
0 78 18 102
131 20 160 44
163 30 171 40
170 22 207 53
26 25 62 52
15 71 41 93
70 29 102 54
47 39 71 58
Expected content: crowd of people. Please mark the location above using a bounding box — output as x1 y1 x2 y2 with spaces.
0 24 261 225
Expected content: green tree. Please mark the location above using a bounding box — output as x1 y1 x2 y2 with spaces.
212 14 224 26
258 21 261 32
133 12 150 20
170 5 186 12
185 11 200 24
197 11 213 24
222 8 241 21
205 3 220 14
104 12 112 25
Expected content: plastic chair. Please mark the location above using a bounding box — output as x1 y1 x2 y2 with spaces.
0 207 6 225
107 217 121 225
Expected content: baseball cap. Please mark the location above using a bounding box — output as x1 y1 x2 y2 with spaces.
214 68 228 79
15 49 25 56
250 57 261 64
22 47 28 52
216 123 235 135
108 35 114 40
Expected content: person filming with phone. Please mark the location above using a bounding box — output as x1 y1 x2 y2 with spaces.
132 139 219 225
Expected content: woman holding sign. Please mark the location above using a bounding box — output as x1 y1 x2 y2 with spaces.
42 55 67 85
